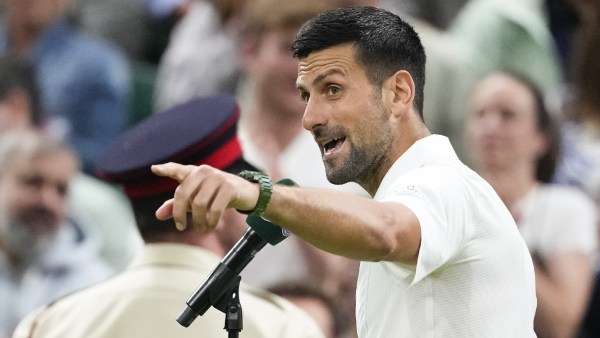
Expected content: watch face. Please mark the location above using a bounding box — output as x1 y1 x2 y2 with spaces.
240 170 265 182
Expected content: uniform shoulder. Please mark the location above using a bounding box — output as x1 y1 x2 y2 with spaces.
240 284 326 338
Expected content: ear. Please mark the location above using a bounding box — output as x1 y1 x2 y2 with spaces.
382 70 415 118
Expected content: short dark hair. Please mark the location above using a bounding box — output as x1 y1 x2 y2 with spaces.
502 71 560 183
130 157 258 242
291 6 427 116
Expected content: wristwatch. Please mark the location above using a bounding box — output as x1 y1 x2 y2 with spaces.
238 170 273 217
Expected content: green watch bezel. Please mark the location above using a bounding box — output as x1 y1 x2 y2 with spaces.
238 170 273 217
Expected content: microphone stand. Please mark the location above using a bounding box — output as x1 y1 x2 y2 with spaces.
177 233 259 337
178 273 244 337
177 203 295 336
213 277 243 338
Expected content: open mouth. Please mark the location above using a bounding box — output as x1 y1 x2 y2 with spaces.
323 137 346 155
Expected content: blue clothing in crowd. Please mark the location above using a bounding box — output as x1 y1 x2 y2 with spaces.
0 19 131 174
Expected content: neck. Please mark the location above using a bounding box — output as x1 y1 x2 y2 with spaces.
480 165 537 211
146 231 226 257
363 117 431 196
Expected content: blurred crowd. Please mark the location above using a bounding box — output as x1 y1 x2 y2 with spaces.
0 0 598 337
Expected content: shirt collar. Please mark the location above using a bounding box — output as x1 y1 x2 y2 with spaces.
128 243 222 271
375 135 457 199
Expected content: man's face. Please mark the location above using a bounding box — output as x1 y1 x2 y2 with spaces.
0 149 77 262
296 44 394 185
466 73 546 172
245 27 305 118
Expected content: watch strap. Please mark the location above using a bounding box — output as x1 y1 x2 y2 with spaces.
238 170 273 217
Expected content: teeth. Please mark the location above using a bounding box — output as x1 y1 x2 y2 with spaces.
324 138 340 151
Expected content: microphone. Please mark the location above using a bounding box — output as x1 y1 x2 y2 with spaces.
176 216 290 327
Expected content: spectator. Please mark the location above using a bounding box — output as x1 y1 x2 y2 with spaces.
0 54 142 273
380 0 478 161
0 0 131 174
0 130 114 338
449 0 563 96
153 0 247 112
465 71 597 338
12 95 325 338
72 0 150 62
556 1 600 336
553 0 600 206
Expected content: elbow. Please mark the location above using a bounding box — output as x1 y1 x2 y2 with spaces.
367 216 420 264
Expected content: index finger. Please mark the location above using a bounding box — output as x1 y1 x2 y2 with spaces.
151 162 195 182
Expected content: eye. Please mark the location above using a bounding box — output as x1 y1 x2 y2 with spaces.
500 109 516 121
56 182 68 198
299 91 310 104
326 85 341 97
21 174 43 189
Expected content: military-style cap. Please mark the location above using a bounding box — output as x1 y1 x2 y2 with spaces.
97 95 253 199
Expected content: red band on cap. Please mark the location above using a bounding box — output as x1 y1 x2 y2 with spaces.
123 136 243 198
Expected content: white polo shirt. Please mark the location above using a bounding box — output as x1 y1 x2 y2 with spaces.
356 135 536 337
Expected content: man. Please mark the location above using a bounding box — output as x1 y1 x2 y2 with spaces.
0 54 141 273
152 7 537 337
0 0 130 174
153 0 244 113
12 95 325 338
0 131 114 338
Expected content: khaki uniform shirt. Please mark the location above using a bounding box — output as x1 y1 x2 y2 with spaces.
12 244 325 338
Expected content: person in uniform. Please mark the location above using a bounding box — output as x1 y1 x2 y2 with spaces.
11 95 325 338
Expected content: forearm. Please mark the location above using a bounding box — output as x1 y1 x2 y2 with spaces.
263 185 420 263
150 163 420 263
533 256 594 338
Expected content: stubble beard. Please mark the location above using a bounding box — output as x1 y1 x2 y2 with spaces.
325 138 391 187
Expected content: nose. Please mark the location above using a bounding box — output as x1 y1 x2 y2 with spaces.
302 98 326 132
39 183 66 216
476 109 503 133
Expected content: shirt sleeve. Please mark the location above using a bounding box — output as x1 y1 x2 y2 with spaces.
538 186 598 258
380 168 470 285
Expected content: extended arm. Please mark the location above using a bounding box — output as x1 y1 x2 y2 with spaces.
265 184 421 263
152 163 421 264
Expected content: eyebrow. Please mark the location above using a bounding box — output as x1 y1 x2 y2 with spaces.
296 68 345 91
